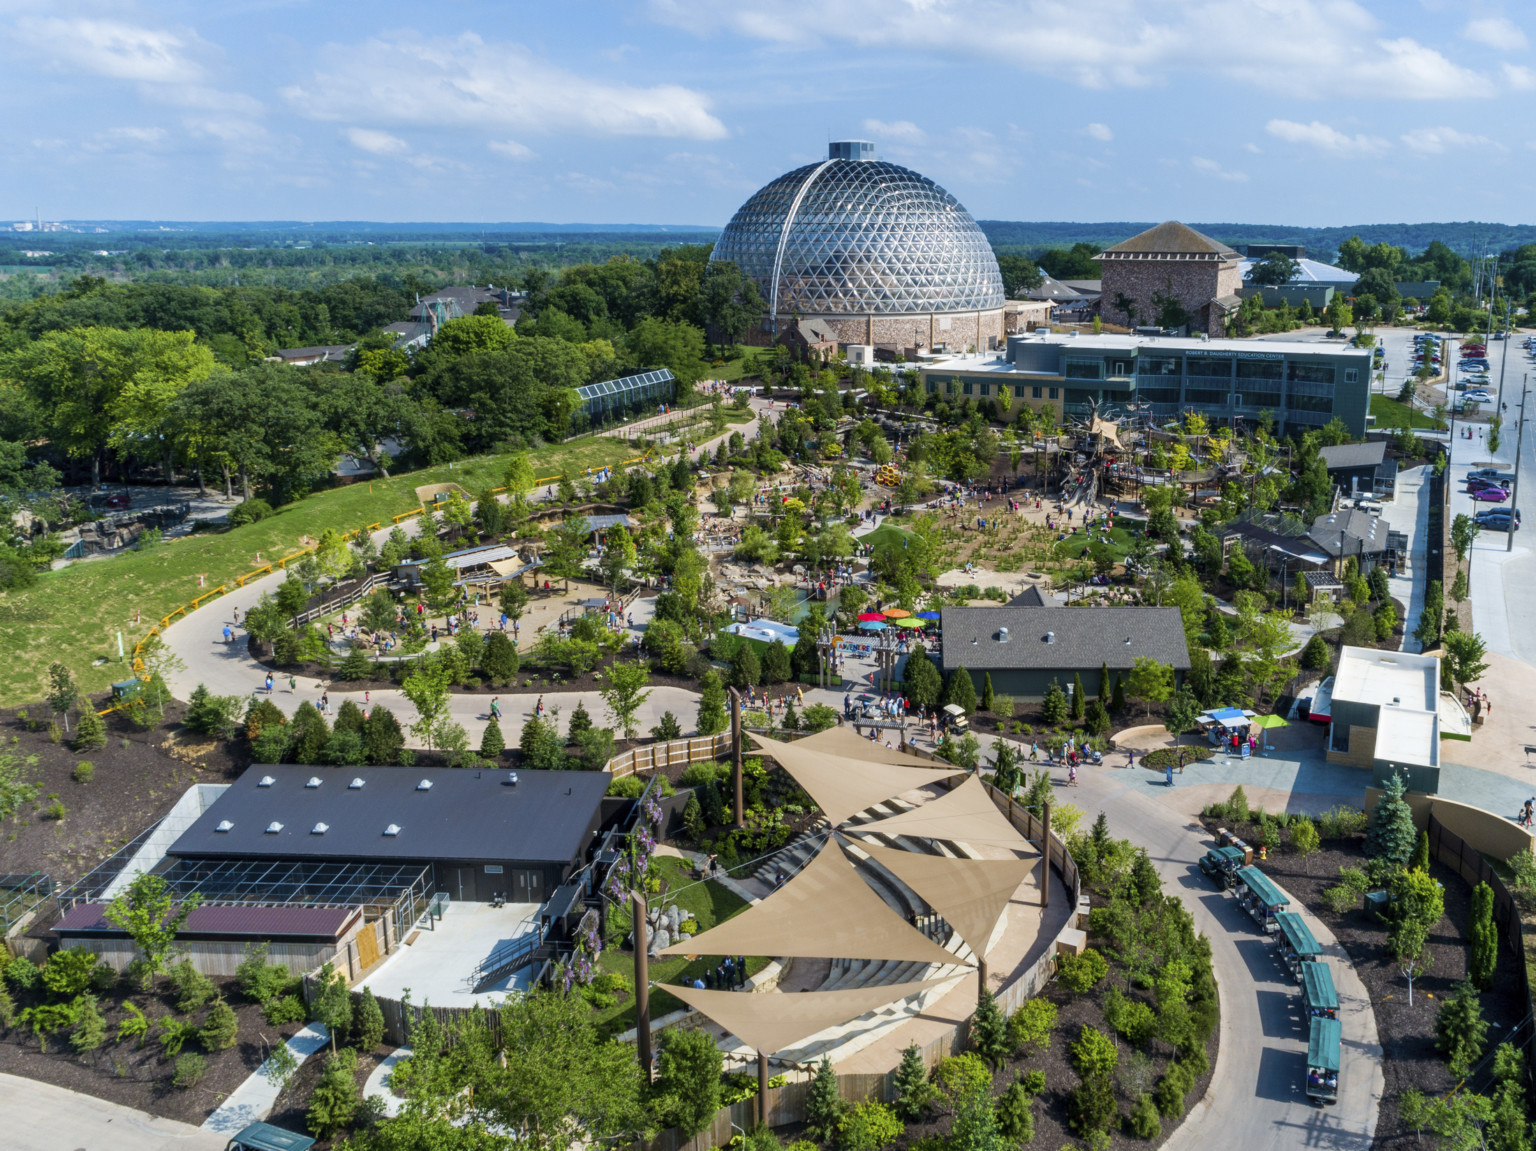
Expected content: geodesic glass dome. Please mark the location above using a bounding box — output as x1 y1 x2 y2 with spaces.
711 142 1005 329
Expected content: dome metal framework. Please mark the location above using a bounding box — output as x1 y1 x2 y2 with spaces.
712 144 1004 332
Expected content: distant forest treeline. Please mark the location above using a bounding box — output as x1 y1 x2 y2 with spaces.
977 220 1536 262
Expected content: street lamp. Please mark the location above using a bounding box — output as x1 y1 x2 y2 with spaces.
1510 374 1529 555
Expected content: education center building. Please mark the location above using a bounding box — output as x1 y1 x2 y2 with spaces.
919 332 1373 438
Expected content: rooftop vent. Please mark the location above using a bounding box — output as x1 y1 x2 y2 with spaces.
1045 631 1055 644
998 626 1010 643
349 778 365 789
507 771 519 785
265 821 283 834
384 823 401 836
416 779 433 791
306 776 322 788
216 820 234 833
258 775 275 787
312 822 329 835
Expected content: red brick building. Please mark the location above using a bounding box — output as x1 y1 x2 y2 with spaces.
1095 221 1244 336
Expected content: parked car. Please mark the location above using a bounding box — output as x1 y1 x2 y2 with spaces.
1463 391 1493 403
1477 510 1521 531
1471 485 1510 502
1469 468 1516 482
1468 475 1505 490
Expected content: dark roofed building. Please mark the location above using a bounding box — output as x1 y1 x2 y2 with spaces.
172 765 610 904
1307 507 1389 572
935 606 1190 701
1318 440 1391 498
1006 584 1056 608
1095 221 1245 337
56 903 360 945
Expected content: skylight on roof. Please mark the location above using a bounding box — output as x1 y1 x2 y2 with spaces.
312 822 329 835
349 778 365 789
216 820 234 832
306 776 322 788
416 779 432 791
384 823 401 836
266 821 283 834
258 776 275 787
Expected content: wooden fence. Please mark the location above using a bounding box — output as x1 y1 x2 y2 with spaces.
608 734 733 779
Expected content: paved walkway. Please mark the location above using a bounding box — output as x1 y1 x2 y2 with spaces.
0 1072 226 1151
1380 464 1431 653
200 1024 330 1138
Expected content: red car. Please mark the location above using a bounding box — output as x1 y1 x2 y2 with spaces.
1471 485 1510 502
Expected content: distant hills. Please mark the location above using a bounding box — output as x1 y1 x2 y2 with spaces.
976 220 1536 259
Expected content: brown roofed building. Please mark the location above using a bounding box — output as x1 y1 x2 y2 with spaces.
1095 221 1245 336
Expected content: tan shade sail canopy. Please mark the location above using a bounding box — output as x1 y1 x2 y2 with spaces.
486 559 526 577
858 842 1034 960
663 977 956 1056
748 733 959 826
845 775 1032 852
658 839 964 966
793 725 950 769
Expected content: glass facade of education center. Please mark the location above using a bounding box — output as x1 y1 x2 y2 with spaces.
1003 335 1370 437
575 368 676 421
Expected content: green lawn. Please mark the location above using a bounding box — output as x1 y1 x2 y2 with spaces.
1371 394 1445 430
706 346 769 383
590 854 768 1036
0 437 635 706
1052 524 1135 562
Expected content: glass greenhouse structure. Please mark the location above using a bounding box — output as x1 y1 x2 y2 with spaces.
575 368 676 421
711 141 1004 333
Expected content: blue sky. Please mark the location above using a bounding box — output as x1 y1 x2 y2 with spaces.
2 0 1534 227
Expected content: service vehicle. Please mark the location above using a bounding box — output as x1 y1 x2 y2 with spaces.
1306 1017 1341 1105
1274 909 1324 980
1235 865 1290 933
1198 845 1246 889
1302 961 1339 1020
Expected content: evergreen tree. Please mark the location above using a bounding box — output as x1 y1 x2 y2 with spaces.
567 701 594 740
1299 633 1331 671
337 645 372 681
1111 672 1125 713
991 741 1019 795
946 667 978 713
732 644 762 689
980 673 995 713
291 702 331 766
72 707 107 752
901 643 944 710
307 1049 361 1138
1040 680 1069 726
1098 661 1110 704
1070 672 1086 721
1366 771 1416 867
1435 982 1488 1078
891 1043 933 1121
70 993 106 1054
199 998 238 1051
949 1071 1003 1151
355 986 385 1051
651 711 683 741
762 640 791 684
333 699 366 734
994 1077 1036 1144
1411 829 1430 873
805 1056 844 1143
480 717 505 758
519 716 565 770
681 793 705 840
362 706 404 765
1468 882 1497 992
654 1027 723 1138
970 988 1010 1067
482 631 519 684
1084 699 1111 736
696 671 728 736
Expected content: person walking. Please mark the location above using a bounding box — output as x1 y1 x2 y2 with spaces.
288 675 297 693
264 673 274 695
1165 762 1174 787
222 624 233 645
320 691 329 714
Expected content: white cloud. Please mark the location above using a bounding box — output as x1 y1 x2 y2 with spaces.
1191 156 1248 182
1464 16 1528 51
103 126 167 145
346 128 410 155
1400 126 1498 154
1244 142 1262 154
649 0 1502 100
1503 63 1536 91
489 139 534 159
284 32 727 140
1265 118 1389 155
862 118 926 144
1082 122 1113 142
13 16 205 83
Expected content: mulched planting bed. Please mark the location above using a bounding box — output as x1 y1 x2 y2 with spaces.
0 700 245 893
0 976 304 1125
893 982 1218 1151
1200 815 1528 1151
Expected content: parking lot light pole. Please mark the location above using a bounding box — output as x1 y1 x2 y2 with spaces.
1509 375 1529 554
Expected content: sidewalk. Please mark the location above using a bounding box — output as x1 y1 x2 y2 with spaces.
200 1024 330 1137
0 1072 226 1151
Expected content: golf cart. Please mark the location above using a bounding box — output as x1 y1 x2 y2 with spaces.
941 703 969 734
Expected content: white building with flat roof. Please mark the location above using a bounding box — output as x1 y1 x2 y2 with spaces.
1326 646 1452 792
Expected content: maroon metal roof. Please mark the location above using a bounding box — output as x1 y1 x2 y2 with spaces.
55 902 359 941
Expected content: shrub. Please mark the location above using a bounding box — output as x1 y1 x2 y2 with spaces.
1128 1092 1162 1139
70 994 107 1054
1318 805 1368 839
837 1100 904 1151
264 995 307 1026
1321 885 1358 915
41 797 66 821
1103 988 1156 1046
200 999 239 1051
228 498 274 526
169 960 217 1012
1436 982 1488 1077
1066 1073 1116 1138
1224 786 1249 823
1058 948 1108 995
72 761 95 784
1289 816 1320 856
42 949 102 998
237 943 295 1006
969 989 1010 1067
0 984 13 1031
1070 1025 1118 1080
1469 882 1497 992
1153 1060 1195 1118
1008 997 1058 1054
308 1048 361 1138
116 1002 149 1047
891 1043 935 1121
157 1016 199 1057
172 1052 207 1088
929 1053 991 1114
4 957 42 994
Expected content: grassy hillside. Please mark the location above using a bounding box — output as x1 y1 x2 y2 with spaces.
0 438 633 707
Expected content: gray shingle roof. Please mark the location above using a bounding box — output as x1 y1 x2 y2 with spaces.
937 607 1190 673
1318 441 1387 470
171 765 609 866
1308 508 1388 556
1006 584 1055 608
